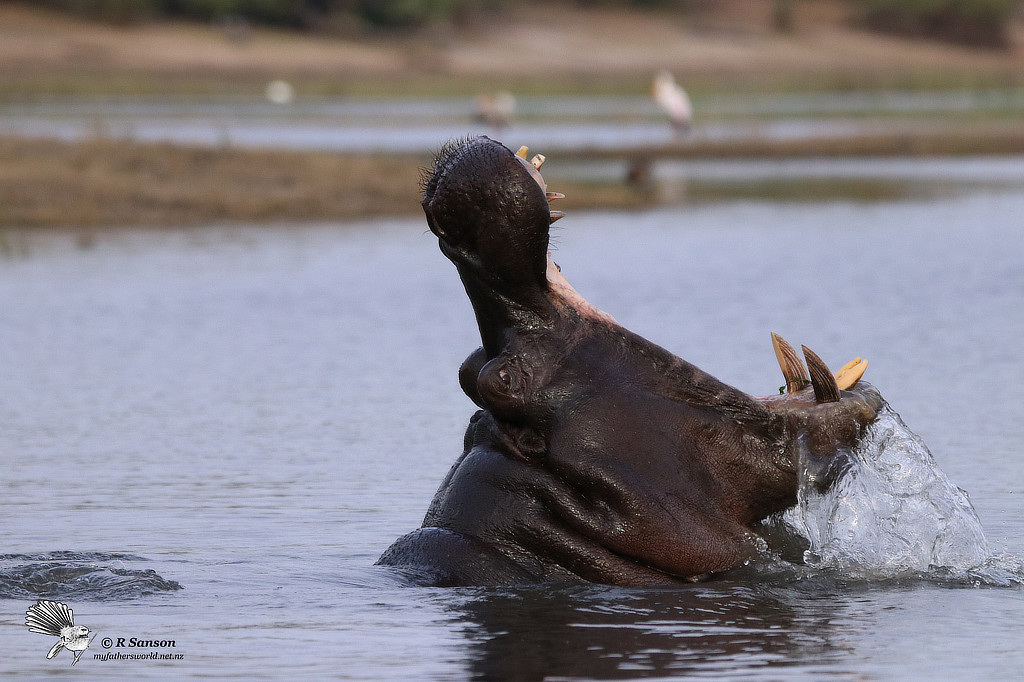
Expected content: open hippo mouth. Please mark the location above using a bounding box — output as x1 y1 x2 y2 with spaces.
379 136 882 586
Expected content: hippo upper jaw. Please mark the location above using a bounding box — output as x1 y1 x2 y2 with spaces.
391 136 885 585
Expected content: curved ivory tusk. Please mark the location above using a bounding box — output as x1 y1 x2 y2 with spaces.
771 332 810 393
802 345 841 403
516 145 563 222
834 357 868 390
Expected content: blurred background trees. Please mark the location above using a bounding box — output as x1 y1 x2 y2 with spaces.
13 0 1023 47
15 0 501 28
855 0 1019 47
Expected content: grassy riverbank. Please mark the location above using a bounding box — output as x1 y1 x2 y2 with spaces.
4 123 1024 228
0 137 427 228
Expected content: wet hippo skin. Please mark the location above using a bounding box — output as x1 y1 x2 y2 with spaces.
378 136 882 586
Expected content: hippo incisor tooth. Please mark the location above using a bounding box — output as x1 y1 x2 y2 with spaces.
531 154 545 170
834 357 868 390
771 332 810 393
516 146 529 160
546 191 565 202
549 210 566 223
802 345 841 403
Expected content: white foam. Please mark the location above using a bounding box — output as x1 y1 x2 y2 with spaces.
783 404 990 578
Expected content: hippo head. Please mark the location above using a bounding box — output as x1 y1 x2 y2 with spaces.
379 136 882 586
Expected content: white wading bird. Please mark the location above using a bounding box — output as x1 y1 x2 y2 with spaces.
651 70 693 136
265 79 295 105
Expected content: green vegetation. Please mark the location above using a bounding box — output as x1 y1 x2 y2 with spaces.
852 0 1020 47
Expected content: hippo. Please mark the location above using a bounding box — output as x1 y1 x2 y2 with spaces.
378 136 881 586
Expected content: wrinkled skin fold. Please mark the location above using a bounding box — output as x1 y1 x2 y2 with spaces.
378 136 883 586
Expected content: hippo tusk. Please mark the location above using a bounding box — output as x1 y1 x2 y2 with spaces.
517 146 564 222
834 357 868 390
771 332 810 393
802 345 841 403
514 146 547 170
774 333 867 395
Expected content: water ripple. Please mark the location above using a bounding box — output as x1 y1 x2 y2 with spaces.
0 551 183 600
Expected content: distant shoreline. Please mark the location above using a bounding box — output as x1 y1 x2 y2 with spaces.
4 2 1024 228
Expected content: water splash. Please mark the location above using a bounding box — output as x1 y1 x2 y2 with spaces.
0 551 183 600
778 403 1011 583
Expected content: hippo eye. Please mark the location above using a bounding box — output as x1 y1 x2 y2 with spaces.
498 368 511 385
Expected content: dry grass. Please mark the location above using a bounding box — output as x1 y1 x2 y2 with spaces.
0 137 428 228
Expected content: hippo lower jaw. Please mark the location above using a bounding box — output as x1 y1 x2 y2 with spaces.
379 136 883 586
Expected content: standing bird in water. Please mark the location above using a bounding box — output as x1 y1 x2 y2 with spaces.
651 70 693 137
474 91 516 137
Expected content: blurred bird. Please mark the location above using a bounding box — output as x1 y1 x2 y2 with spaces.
265 79 295 105
474 91 516 136
25 600 95 665
625 156 653 186
651 70 693 137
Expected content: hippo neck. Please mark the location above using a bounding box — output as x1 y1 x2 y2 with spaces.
455 274 557 359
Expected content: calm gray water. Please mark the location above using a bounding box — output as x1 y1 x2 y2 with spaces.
2 186 1023 678
5 90 1022 152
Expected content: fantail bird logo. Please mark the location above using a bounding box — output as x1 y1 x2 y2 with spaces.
25 600 96 665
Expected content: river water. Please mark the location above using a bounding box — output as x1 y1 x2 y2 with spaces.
4 90 1023 152
2 183 1023 677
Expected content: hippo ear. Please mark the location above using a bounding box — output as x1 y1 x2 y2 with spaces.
802 346 841 403
458 347 489 409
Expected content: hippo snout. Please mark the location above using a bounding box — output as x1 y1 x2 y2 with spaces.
421 137 555 297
